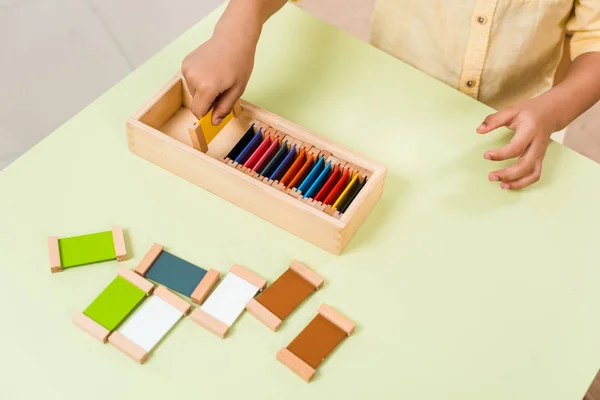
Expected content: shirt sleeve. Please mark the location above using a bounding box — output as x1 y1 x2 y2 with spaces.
567 0 600 60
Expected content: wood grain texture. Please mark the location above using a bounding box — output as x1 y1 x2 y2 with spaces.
245 298 282 332
73 313 110 343
154 286 191 315
135 76 182 129
276 348 316 382
111 226 127 261
188 122 208 152
191 269 220 305
289 260 324 289
117 268 154 295
318 303 355 335
108 331 149 364
230 264 267 291
128 118 346 254
127 72 387 255
232 100 242 118
190 308 229 338
47 236 61 273
134 243 164 276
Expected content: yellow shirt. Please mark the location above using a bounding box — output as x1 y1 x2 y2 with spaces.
371 0 600 109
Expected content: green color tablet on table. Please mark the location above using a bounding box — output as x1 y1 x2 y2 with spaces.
5 5 600 399
48 226 127 273
73 268 153 343
83 276 146 331
59 231 116 267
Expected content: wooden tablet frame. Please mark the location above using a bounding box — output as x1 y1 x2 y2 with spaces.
134 243 219 305
190 265 267 339
277 303 355 382
48 226 127 273
246 260 323 331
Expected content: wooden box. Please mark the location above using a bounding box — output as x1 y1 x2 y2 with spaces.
126 72 386 254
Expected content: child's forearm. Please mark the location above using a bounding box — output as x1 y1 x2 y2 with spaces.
215 0 288 43
540 52 600 131
181 0 288 122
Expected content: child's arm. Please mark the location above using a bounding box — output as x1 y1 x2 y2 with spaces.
182 0 288 124
477 0 600 190
476 52 600 190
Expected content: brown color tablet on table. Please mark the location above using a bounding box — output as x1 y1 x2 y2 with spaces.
276 303 355 382
246 260 324 331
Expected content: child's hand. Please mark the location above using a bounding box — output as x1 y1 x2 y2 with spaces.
181 0 288 125
476 97 560 190
182 32 257 125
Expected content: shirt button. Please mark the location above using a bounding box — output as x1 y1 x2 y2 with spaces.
467 80 476 87
477 16 487 25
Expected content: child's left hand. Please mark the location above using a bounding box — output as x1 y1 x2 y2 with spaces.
476 97 560 190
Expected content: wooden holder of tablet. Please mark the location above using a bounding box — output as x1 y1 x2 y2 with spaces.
277 303 355 382
126 72 387 254
134 243 219 305
246 260 324 331
49 226 127 273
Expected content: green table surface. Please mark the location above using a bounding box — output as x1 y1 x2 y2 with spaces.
1 4 599 400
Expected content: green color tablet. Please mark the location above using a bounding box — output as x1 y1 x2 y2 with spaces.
59 231 116 268
83 276 146 331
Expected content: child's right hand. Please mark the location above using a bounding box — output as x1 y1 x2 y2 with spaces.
182 0 287 125
182 31 257 125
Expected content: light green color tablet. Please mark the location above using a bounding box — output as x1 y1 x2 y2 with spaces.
83 276 146 331
58 231 116 268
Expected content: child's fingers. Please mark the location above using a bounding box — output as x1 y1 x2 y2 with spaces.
484 131 531 161
488 153 535 182
489 137 547 185
190 83 220 119
477 109 518 134
212 87 242 125
500 160 543 190
492 135 546 180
